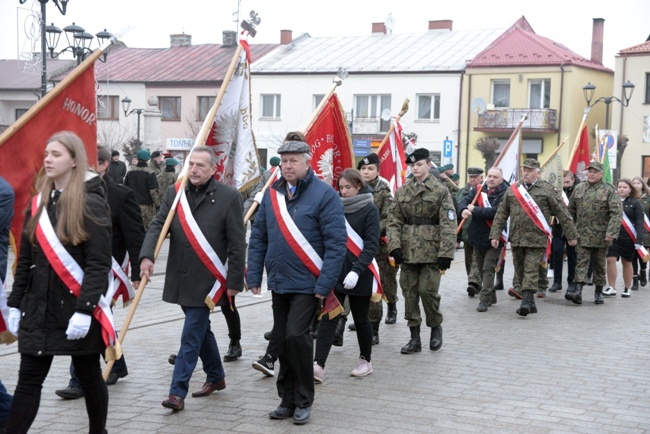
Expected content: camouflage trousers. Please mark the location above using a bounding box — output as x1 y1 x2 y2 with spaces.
511 246 548 293
139 204 157 232
574 245 608 286
369 248 399 323
473 246 501 302
399 263 443 328
464 243 482 287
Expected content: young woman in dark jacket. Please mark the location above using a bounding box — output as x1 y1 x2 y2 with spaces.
313 169 380 382
6 131 112 434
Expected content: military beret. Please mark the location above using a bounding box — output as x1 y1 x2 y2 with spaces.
438 164 452 172
587 161 604 172
165 157 179 167
451 173 460 181
278 141 310 154
467 167 484 176
136 149 151 161
406 148 430 164
521 158 540 170
269 156 281 167
357 153 380 170
151 151 162 158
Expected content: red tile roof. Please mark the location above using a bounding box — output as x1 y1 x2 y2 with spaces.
467 16 612 73
619 40 650 54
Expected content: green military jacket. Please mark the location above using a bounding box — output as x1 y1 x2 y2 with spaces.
568 179 621 248
157 170 178 199
455 183 473 242
387 174 457 263
440 176 459 194
368 177 393 237
490 179 577 248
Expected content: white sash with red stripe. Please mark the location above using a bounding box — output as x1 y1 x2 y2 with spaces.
562 191 569 207
621 212 650 261
345 221 384 302
511 184 552 261
32 194 120 359
111 254 134 307
175 185 229 310
643 213 650 234
478 190 509 268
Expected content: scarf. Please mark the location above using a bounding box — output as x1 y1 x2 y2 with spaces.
341 192 374 214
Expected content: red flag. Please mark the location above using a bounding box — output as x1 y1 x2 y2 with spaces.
376 119 407 196
569 125 590 182
0 64 98 254
305 93 355 189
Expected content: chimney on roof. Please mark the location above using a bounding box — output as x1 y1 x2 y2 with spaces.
280 29 293 45
591 18 604 65
222 30 237 47
428 20 453 31
372 22 386 34
170 33 191 47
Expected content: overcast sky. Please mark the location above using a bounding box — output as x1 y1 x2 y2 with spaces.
1 0 648 71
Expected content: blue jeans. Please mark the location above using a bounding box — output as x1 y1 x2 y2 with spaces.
169 306 224 398
0 379 12 425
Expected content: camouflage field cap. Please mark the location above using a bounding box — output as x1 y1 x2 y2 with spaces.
357 152 380 170
521 158 540 169
587 161 604 172
406 148 430 164
277 141 310 154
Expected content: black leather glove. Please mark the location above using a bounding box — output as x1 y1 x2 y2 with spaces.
437 257 452 271
390 248 404 265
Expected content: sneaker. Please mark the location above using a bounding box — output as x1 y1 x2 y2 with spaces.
350 358 373 377
602 286 617 296
313 361 324 383
622 287 631 298
252 354 275 377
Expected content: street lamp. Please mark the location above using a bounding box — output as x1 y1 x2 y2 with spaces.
18 0 112 97
121 97 145 142
582 80 636 129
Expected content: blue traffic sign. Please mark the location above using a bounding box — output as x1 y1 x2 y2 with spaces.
443 140 453 158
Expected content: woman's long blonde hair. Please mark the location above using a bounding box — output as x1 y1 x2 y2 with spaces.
27 131 89 246
632 176 650 198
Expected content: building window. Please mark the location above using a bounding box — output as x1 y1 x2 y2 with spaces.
15 108 28 121
261 94 281 119
313 94 324 111
492 80 510 108
197 96 216 121
529 79 551 109
645 73 650 104
354 94 392 132
416 94 440 121
97 95 119 120
159 96 181 121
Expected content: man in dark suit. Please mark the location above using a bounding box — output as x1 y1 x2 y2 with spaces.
140 146 246 412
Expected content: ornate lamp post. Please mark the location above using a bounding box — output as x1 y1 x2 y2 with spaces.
121 97 145 142
582 81 636 129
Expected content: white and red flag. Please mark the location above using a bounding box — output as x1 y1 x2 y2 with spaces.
569 125 590 182
377 119 407 196
497 127 521 186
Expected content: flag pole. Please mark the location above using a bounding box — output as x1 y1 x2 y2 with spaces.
566 108 590 170
540 137 569 169
0 38 117 147
456 114 528 234
377 99 410 149
102 42 246 380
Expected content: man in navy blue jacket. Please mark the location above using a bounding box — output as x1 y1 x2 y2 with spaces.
247 136 346 426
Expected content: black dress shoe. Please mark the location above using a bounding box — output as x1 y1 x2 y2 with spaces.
223 341 242 362
293 406 311 425
106 369 128 385
162 395 184 411
548 282 562 292
191 379 226 397
269 406 294 419
55 386 84 400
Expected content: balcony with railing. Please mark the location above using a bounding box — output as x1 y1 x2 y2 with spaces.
475 108 557 132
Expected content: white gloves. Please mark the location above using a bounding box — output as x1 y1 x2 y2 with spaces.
343 271 359 290
7 308 21 336
65 312 92 340
253 192 264 204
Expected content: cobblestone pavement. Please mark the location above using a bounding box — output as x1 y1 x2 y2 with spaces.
2 242 649 433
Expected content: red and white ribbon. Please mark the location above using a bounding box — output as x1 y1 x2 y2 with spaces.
561 191 569 207
345 221 384 302
477 190 508 268
622 212 650 261
111 253 134 307
512 184 552 261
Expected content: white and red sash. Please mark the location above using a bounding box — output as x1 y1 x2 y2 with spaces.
643 213 650 235
621 212 650 261
477 190 509 269
111 253 134 307
345 221 384 302
269 188 343 319
32 194 120 360
561 191 570 207
511 184 552 261
0 276 17 344
174 184 229 310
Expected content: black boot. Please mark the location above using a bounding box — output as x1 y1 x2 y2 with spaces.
640 269 647 287
516 291 535 317
494 269 504 290
594 285 604 304
632 276 639 291
371 321 380 345
385 303 397 324
400 326 421 354
429 325 443 351
333 316 347 347
548 281 562 292
223 339 242 362
565 282 583 305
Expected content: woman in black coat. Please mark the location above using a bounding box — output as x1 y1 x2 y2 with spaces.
6 131 112 434
314 169 380 382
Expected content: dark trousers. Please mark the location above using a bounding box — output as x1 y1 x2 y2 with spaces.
0 379 12 425
314 292 372 368
7 353 107 434
632 251 648 275
271 292 319 409
169 306 224 398
219 295 241 341
69 354 127 388
551 236 576 284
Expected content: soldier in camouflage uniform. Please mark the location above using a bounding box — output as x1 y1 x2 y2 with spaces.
149 150 164 176
124 149 160 231
357 153 397 346
438 164 460 195
490 159 577 316
565 161 621 305
456 167 484 297
387 148 456 354
157 157 179 199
